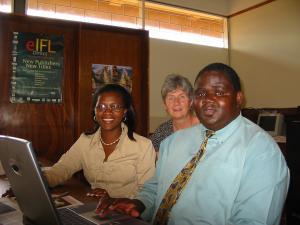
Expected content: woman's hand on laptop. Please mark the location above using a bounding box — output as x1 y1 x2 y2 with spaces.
86 188 109 199
95 197 145 218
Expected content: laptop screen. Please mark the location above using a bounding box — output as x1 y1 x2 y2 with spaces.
0 135 61 225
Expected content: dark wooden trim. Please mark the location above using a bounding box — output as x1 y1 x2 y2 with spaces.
13 0 26 15
229 0 275 18
140 30 150 136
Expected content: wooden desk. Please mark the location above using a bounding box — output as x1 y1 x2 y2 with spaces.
0 174 95 204
52 177 97 204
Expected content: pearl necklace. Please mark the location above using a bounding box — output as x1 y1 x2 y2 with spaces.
100 133 122 146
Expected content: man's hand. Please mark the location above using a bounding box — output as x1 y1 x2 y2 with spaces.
95 197 145 219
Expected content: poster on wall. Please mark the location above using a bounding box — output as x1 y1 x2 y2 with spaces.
10 31 64 103
91 64 133 93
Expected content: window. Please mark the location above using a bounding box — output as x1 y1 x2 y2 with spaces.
0 0 12 13
144 2 227 48
23 0 227 48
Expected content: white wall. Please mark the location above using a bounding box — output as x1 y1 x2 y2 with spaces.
229 0 300 108
149 38 228 132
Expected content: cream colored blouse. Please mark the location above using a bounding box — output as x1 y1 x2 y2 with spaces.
45 125 156 198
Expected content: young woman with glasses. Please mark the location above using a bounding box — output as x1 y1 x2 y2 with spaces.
44 84 156 199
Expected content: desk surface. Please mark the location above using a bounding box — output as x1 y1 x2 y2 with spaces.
0 174 94 203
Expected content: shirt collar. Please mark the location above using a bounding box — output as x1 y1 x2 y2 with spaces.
201 113 242 143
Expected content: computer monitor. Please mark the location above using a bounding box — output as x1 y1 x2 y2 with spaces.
257 112 284 136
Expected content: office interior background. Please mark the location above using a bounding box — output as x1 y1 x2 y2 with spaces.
0 0 299 132
0 1 300 224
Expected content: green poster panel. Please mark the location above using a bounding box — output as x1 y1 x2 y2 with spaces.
11 32 64 103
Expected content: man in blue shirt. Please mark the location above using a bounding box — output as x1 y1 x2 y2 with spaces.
96 63 290 225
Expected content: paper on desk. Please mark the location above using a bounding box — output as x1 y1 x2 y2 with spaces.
52 194 83 208
0 201 15 214
0 197 23 225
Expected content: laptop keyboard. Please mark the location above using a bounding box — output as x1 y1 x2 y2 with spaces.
58 207 96 225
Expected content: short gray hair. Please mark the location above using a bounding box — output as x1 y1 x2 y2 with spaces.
161 74 193 101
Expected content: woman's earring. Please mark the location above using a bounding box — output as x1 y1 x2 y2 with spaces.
93 116 97 122
123 116 127 122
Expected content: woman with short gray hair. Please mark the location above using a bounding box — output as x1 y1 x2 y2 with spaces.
150 74 199 152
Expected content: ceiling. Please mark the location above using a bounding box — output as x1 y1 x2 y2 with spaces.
155 0 269 16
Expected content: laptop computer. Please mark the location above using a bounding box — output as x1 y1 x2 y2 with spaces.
0 135 149 225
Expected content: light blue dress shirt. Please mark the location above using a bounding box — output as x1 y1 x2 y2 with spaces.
136 114 289 225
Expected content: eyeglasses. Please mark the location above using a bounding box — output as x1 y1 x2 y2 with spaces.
95 103 124 112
